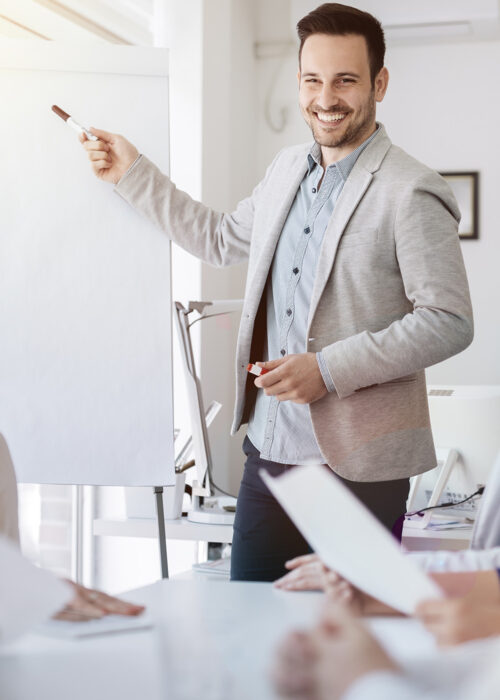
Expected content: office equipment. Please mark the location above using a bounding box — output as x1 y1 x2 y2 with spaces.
261 465 442 614
174 300 242 524
0 39 174 489
405 447 461 529
407 386 500 522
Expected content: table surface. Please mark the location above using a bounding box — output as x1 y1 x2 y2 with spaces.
93 515 234 542
93 515 472 550
0 578 438 700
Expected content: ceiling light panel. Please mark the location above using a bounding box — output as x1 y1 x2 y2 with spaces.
0 0 101 40
35 0 154 44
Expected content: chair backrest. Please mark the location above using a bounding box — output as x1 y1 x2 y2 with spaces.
471 450 500 550
0 434 20 546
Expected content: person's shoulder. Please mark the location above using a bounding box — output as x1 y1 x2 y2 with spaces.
268 142 312 169
382 143 444 188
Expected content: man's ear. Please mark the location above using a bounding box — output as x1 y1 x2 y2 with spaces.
297 69 301 88
375 67 389 102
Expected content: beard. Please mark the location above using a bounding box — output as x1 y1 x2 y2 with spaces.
306 91 376 150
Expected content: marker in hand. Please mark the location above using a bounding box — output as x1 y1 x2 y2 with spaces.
247 363 269 377
51 105 98 141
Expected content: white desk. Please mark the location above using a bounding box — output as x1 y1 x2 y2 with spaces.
402 526 473 552
95 518 471 550
93 515 233 543
0 580 437 700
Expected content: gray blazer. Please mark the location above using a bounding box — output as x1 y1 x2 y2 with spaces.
116 125 473 481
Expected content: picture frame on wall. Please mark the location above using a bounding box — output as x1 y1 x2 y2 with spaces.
440 171 479 240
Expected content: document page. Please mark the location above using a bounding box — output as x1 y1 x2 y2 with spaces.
261 465 443 614
37 614 153 640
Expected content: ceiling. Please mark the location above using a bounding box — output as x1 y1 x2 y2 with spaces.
0 0 155 44
291 0 500 44
5 1 500 49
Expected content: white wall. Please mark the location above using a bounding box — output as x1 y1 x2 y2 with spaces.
198 0 257 496
96 0 258 590
378 40 500 385
161 0 257 497
255 5 500 385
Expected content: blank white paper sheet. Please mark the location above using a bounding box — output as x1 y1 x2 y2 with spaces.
261 465 443 614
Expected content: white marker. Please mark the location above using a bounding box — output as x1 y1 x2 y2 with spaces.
51 105 98 141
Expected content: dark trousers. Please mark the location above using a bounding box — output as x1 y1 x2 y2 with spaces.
230 436 410 582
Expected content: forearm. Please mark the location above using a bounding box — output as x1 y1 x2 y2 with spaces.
430 570 500 602
408 547 500 573
114 155 251 267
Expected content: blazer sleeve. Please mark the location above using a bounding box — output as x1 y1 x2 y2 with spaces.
322 172 474 399
113 154 274 268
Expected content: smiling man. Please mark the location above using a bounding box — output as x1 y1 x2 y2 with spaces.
80 3 473 582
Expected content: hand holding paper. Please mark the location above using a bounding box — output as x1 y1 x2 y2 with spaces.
261 465 443 614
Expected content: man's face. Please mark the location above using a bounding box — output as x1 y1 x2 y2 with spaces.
298 33 387 155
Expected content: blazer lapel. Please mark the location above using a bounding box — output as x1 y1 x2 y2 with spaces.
307 126 392 330
246 157 309 316
307 168 373 329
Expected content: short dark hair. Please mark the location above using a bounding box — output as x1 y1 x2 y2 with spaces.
297 3 385 84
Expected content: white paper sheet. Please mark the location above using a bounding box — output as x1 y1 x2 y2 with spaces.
0 537 72 645
0 42 174 487
37 614 153 640
261 465 443 614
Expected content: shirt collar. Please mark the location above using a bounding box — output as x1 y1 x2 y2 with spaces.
307 124 380 181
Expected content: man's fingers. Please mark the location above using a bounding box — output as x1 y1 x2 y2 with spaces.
88 150 111 162
278 576 324 591
256 357 286 371
83 140 110 153
55 597 105 620
89 126 114 142
93 161 113 173
81 588 144 616
285 553 320 569
274 562 329 591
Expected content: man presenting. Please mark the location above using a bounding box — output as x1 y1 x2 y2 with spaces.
81 3 473 582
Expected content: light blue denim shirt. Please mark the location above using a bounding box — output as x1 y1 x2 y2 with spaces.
247 129 378 464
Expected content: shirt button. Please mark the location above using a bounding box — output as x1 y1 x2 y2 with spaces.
280 349 286 356
293 267 299 275
312 187 317 193
304 226 310 234
286 308 292 316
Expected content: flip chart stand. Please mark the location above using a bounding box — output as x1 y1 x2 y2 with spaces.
155 487 169 579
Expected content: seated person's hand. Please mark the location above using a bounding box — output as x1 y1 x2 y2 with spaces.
271 601 397 700
416 597 500 647
53 581 145 622
416 569 500 646
274 553 332 590
79 128 139 185
274 553 363 609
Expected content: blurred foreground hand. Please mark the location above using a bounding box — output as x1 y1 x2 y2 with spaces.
54 581 145 622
